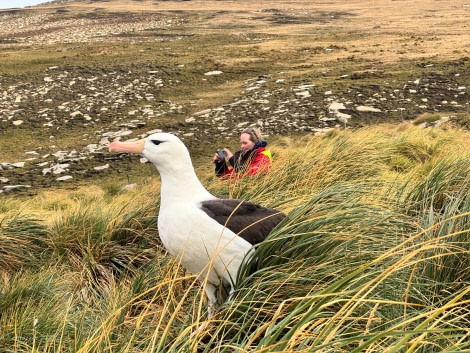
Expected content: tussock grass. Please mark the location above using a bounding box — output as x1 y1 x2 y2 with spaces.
2 124 470 351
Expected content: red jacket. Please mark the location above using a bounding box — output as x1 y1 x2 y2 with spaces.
215 147 272 179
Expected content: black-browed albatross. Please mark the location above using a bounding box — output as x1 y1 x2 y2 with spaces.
109 132 285 317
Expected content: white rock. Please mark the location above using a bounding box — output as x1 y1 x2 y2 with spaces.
13 120 23 126
356 106 381 112
144 129 162 136
204 70 223 76
0 177 9 183
336 113 351 123
94 164 109 171
3 185 31 191
70 111 82 118
193 109 211 116
56 176 73 181
85 144 98 152
295 84 316 90
43 163 69 175
329 102 347 111
1 162 24 169
295 91 311 98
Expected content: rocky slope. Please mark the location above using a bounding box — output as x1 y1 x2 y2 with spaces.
1 1 469 194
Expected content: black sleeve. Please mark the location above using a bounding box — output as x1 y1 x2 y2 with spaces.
228 155 235 167
214 160 227 177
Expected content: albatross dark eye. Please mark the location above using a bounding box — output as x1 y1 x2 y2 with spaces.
151 140 163 146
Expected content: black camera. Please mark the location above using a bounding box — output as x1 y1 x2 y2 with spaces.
217 150 227 158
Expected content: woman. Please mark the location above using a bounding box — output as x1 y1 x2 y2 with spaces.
214 127 272 179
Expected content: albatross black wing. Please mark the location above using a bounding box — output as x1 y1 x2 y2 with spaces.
199 199 286 245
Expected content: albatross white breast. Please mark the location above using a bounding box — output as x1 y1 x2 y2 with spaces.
109 132 285 316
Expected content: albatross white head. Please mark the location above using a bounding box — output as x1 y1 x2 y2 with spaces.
109 132 190 169
109 132 214 201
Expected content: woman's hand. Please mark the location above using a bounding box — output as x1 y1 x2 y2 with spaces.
214 152 223 162
214 148 233 162
223 148 233 160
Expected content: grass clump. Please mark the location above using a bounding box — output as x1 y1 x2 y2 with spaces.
413 113 444 126
2 124 470 351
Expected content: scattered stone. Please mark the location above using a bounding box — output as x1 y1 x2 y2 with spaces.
56 176 73 181
204 70 223 76
295 84 316 90
85 144 98 152
328 102 351 124
295 91 311 98
70 111 82 118
94 164 109 171
42 163 69 175
193 109 212 116
356 106 381 112
144 129 163 136
1 162 25 169
3 185 32 192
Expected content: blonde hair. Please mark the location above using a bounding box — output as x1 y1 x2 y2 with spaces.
241 127 263 142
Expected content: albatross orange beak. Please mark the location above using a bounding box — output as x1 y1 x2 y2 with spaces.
108 139 145 154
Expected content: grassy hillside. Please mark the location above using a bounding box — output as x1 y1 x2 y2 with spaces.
2 124 470 352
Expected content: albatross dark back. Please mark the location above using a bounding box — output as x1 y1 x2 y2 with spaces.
200 199 286 245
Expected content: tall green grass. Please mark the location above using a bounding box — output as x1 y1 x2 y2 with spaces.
2 124 470 352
